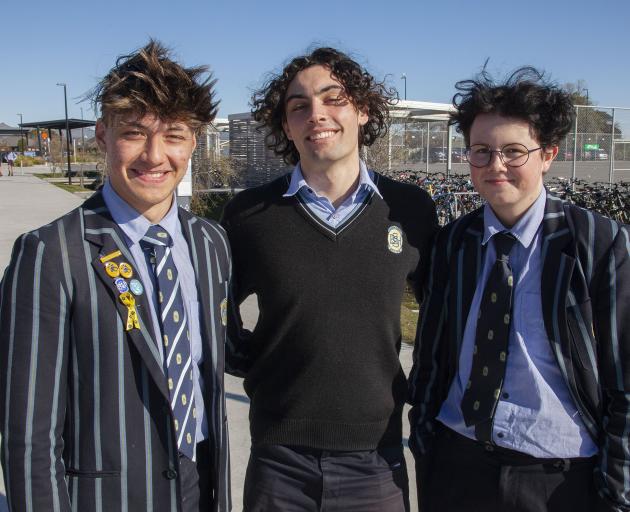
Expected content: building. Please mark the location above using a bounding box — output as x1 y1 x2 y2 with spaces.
228 113 291 187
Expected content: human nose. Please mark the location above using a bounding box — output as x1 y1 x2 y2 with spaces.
141 136 166 166
487 150 508 170
308 100 328 123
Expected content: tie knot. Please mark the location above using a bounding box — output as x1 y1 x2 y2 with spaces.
493 232 517 260
141 225 173 249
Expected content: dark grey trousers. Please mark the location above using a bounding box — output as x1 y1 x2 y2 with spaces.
178 439 212 512
243 444 409 512
419 425 597 512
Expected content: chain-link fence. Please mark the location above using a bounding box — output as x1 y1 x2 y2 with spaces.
365 105 630 184
202 105 630 189
556 105 630 183
363 119 468 175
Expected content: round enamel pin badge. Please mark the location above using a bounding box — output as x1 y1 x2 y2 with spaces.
119 262 134 279
105 261 120 278
129 279 144 296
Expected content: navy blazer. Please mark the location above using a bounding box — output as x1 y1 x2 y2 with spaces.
0 192 231 511
409 193 630 510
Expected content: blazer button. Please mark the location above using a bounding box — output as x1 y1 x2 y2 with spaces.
164 468 178 480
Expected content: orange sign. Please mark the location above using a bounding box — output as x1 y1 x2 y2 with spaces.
41 132 48 140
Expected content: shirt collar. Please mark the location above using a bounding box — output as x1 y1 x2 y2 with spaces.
482 186 546 248
102 179 180 246
283 160 382 199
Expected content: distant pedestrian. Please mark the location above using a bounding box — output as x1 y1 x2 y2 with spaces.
6 151 17 176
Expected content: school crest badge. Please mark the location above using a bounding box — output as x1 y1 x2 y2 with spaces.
387 226 403 254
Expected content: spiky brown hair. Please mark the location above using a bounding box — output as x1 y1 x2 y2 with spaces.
91 39 218 131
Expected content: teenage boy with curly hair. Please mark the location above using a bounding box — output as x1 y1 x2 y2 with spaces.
222 47 437 511
408 67 630 512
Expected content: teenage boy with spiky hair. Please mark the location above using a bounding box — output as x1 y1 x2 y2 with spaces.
222 47 437 511
409 67 630 512
0 40 231 512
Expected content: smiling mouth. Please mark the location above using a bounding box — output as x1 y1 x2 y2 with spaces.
131 169 172 181
307 130 338 141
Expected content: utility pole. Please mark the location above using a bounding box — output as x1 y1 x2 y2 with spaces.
400 73 407 100
80 107 86 158
57 83 72 185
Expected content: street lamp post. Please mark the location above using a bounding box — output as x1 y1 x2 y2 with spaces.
17 113 24 149
57 83 72 185
80 107 86 158
400 73 407 101
17 113 24 172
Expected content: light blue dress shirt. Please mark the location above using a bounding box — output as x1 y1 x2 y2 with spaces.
283 160 381 227
437 187 597 458
102 181 208 444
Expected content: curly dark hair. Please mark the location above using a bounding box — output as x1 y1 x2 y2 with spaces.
450 66 575 148
251 47 397 165
90 39 218 132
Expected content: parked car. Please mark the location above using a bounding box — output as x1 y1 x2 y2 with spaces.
430 149 447 162
584 149 608 160
451 149 466 163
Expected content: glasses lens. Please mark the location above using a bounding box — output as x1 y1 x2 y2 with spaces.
466 145 491 167
501 144 529 167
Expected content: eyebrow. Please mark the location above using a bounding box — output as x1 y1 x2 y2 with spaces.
285 84 345 104
118 120 145 129
117 121 188 131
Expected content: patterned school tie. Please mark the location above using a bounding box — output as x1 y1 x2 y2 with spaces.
141 225 196 459
461 232 518 442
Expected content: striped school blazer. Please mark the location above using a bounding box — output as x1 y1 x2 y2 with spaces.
0 192 231 512
408 192 630 510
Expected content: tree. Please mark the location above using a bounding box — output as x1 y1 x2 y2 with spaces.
561 81 621 157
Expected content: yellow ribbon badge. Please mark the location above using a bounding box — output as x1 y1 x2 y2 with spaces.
119 291 140 331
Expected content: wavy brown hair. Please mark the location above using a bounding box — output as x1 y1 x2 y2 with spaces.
90 39 218 132
450 66 575 148
252 47 397 165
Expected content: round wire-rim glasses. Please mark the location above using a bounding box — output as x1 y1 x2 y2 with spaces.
465 143 543 168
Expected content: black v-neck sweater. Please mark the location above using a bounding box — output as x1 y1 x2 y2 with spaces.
222 172 437 450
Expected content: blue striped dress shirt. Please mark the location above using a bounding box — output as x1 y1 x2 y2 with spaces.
437 187 598 458
102 180 208 443
283 160 381 226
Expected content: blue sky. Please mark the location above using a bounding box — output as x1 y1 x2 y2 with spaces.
2 0 629 125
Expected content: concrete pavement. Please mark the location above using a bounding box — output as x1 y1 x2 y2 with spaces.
0 172 83 511
0 172 418 511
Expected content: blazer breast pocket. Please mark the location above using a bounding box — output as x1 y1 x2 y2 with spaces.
566 299 597 372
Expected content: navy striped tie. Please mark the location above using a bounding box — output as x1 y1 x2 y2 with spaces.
141 225 196 459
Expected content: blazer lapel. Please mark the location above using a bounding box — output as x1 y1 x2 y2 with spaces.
82 193 169 400
540 194 575 351
450 212 485 354
179 211 219 374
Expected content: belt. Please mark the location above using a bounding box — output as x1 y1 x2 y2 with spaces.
436 423 596 471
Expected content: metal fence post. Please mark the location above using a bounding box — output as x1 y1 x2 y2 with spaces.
388 128 392 171
425 122 430 174
446 123 452 179
572 106 578 182
609 108 616 185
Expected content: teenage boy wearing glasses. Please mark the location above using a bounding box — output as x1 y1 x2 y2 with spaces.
408 67 630 512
